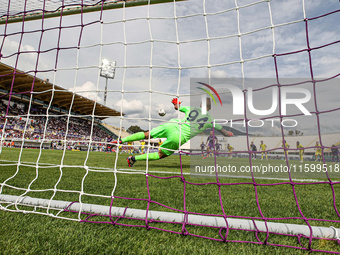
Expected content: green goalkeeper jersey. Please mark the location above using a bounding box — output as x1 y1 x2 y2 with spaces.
172 106 222 142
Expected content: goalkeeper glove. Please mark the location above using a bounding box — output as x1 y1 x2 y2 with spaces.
171 98 181 105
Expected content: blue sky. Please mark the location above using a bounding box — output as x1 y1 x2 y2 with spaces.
0 0 339 134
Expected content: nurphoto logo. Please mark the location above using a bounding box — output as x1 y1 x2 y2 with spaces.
199 82 311 116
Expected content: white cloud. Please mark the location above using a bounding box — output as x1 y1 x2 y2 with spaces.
1 38 41 70
69 81 104 104
209 70 229 78
114 99 145 115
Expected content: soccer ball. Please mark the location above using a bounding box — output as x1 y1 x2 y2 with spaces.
158 108 166 117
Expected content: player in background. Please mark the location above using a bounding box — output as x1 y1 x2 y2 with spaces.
204 131 218 159
140 140 145 154
158 139 163 151
250 141 257 160
331 145 339 164
200 141 205 158
215 141 222 157
260 140 268 160
115 98 233 167
227 143 234 159
127 141 134 154
296 141 304 163
315 141 322 162
282 140 290 157
106 135 113 154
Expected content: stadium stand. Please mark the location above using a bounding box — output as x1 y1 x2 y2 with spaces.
100 122 131 139
0 62 122 150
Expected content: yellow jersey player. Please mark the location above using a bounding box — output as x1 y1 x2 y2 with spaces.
315 141 322 162
282 140 290 155
127 141 134 154
158 139 163 151
296 141 304 162
227 143 234 158
140 140 145 154
260 141 268 160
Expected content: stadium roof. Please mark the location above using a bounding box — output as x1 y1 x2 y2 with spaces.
0 62 122 119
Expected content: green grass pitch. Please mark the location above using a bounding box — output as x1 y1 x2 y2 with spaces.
0 148 340 254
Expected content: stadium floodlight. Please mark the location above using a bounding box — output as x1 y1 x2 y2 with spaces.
100 59 116 105
100 59 116 79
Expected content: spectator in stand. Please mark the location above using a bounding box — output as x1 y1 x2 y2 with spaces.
0 98 112 147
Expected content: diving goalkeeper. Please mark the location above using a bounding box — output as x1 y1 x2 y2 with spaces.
114 98 233 167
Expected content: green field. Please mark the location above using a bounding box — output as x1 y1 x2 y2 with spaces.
1 148 340 254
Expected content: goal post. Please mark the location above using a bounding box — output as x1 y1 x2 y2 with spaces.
1 194 339 239
0 0 186 25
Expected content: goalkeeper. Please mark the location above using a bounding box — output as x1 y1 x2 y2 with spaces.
114 98 233 167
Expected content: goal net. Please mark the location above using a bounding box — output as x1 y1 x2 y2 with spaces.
0 0 340 253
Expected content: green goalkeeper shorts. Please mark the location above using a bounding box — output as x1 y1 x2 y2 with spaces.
150 122 186 156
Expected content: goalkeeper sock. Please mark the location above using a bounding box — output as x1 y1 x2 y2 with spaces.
122 132 145 143
135 152 160 161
